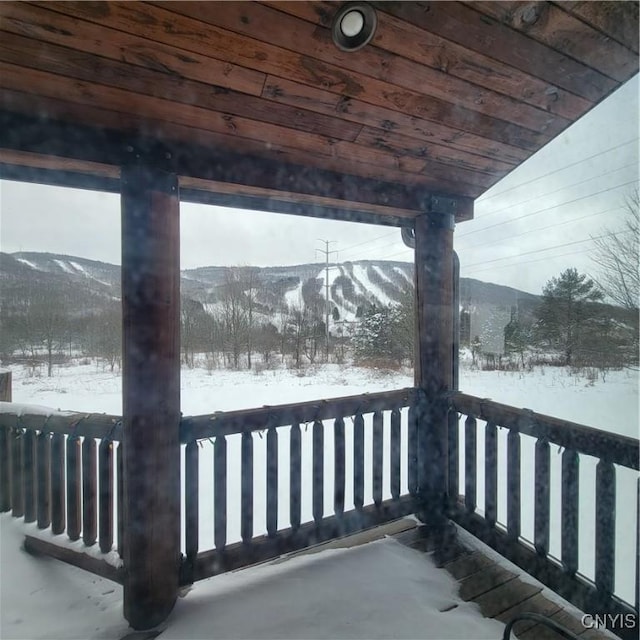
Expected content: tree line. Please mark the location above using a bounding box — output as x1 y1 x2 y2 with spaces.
1 192 637 376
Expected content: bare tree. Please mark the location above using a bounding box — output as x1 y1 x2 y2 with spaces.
30 284 70 377
244 268 260 369
221 268 247 368
94 302 121 372
181 297 203 368
591 189 639 311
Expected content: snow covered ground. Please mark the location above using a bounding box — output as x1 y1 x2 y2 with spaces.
1 359 638 638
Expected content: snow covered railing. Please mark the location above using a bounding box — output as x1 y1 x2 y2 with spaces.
178 388 418 584
0 403 124 582
448 392 639 633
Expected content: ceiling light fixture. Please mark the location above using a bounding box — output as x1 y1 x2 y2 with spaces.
331 3 377 52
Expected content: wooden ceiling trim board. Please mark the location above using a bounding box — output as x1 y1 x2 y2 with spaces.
2 2 534 168
0 26 509 181
0 61 359 165
261 75 531 164
555 1 639 54
266 0 592 122
157 0 569 135
0 110 475 217
0 29 364 143
0 87 482 199
1 2 268 96
372 1 617 102
38 1 555 151
354 126 515 174
0 88 302 162
468 1 638 82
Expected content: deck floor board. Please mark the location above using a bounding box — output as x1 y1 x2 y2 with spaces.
390 520 616 640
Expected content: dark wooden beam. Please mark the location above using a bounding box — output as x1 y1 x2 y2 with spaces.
121 165 181 630
24 534 124 584
0 111 474 222
414 212 455 524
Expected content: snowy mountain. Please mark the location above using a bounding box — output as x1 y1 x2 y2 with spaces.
3 251 542 326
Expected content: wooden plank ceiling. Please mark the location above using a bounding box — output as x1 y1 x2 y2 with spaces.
0 1 637 225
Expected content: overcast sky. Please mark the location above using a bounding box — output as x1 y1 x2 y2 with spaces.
1 74 637 296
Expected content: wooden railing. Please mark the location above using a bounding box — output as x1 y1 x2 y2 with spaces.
178 388 418 584
2 385 637 636
448 392 639 631
0 406 124 582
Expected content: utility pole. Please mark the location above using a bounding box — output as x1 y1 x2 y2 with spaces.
317 240 338 362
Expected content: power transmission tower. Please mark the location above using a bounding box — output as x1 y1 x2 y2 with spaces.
317 240 338 362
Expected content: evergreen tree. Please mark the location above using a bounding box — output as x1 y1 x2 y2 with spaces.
504 306 529 366
534 268 603 365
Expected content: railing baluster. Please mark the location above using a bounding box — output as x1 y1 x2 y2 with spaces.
507 427 520 540
23 429 36 522
447 408 459 511
82 437 97 546
185 440 199 567
485 422 497 527
561 448 579 575
0 426 10 512
66 434 81 541
98 438 114 553
464 415 476 514
312 420 324 525
51 433 65 535
266 424 278 537
534 437 550 556
407 404 418 496
390 408 401 501
241 431 253 543
117 442 123 557
353 413 364 511
214 434 227 549
11 427 23 517
37 430 50 529
289 423 301 531
334 417 345 517
595 459 615 596
372 411 383 506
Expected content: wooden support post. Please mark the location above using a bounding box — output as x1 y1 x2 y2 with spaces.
414 212 455 525
121 165 180 630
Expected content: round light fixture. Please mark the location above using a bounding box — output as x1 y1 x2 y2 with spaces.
332 3 377 52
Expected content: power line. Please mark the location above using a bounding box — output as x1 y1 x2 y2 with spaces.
457 179 639 239
474 162 636 221
466 247 593 274
476 138 639 203
462 229 632 270
367 246 414 262
338 230 397 254
340 232 406 261
456 205 624 252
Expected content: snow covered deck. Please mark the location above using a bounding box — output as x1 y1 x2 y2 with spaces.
2 513 619 640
